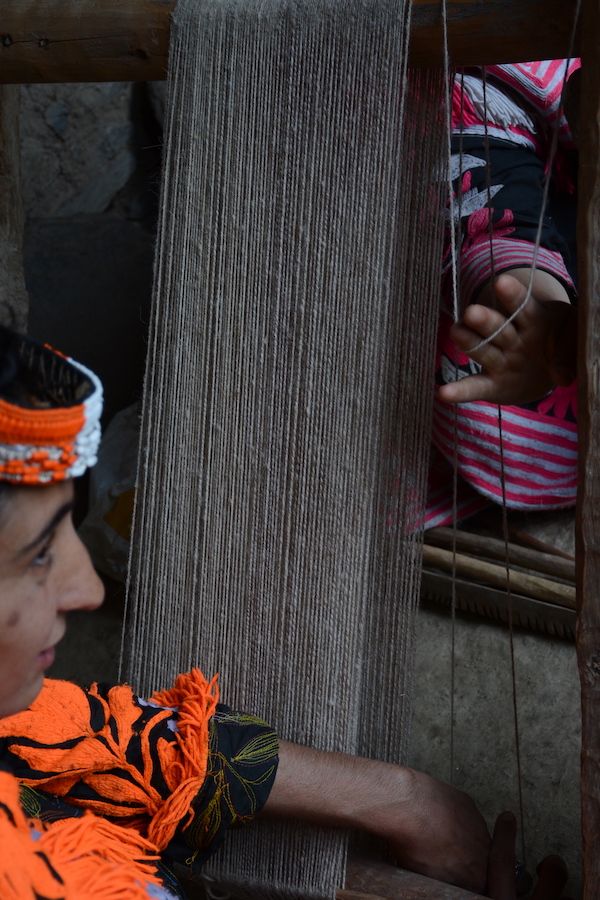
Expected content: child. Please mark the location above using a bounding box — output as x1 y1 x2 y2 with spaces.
428 61 579 527
0 326 493 897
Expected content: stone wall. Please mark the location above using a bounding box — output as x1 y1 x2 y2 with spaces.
20 81 162 422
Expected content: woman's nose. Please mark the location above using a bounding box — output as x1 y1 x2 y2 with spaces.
59 530 105 613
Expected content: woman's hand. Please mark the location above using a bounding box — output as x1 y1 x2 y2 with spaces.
262 741 490 893
487 812 571 900
438 270 576 407
379 766 490 892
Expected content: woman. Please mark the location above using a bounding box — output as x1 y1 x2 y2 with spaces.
0 326 560 898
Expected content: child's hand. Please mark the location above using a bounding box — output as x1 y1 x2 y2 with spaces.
438 269 577 406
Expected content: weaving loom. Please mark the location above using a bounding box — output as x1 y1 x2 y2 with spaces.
123 3 445 896
1 1 599 897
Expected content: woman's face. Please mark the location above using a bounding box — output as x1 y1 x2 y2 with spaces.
0 480 104 719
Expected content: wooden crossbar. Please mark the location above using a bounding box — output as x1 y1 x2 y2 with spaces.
0 0 582 83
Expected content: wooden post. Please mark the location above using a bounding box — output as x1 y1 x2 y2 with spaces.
0 0 581 83
0 84 27 330
577 0 600 895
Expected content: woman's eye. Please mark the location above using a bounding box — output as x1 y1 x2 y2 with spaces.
33 539 54 568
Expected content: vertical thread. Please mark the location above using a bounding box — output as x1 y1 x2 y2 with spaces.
123 2 447 896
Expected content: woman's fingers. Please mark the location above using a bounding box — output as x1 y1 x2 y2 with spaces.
487 812 518 900
486 813 569 900
531 856 568 900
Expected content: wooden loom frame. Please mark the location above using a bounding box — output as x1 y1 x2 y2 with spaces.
1 1 598 897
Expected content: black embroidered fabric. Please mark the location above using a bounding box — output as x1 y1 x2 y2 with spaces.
442 135 578 300
10 702 278 893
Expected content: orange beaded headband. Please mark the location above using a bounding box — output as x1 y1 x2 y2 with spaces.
0 336 102 485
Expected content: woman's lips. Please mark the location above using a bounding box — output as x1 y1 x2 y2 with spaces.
38 646 55 669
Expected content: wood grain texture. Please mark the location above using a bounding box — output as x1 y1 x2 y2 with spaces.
0 0 176 84
422 544 577 609
0 0 581 83
425 527 576 583
342 859 484 899
408 0 581 67
576 0 600 896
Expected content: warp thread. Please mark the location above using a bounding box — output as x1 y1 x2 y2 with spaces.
123 1 447 896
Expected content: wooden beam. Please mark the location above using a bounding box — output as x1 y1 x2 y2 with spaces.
577 0 600 895
410 0 581 68
0 0 177 85
0 0 581 84
341 859 484 900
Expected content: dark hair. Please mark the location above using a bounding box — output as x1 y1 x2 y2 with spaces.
0 326 37 407
0 325 95 410
0 326 68 507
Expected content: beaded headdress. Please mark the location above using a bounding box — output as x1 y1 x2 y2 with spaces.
0 334 103 485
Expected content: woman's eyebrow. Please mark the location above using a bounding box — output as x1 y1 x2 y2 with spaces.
15 501 74 559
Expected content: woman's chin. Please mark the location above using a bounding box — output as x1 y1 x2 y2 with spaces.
0 673 45 719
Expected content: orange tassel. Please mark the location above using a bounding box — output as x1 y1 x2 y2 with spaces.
0 771 163 900
0 671 219 851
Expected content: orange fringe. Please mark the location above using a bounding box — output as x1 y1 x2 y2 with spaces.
149 669 219 848
0 670 219 851
0 771 162 900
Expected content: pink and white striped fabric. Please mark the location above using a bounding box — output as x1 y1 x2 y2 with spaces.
427 61 579 529
459 235 573 309
426 328 578 528
453 59 581 153
431 390 578 507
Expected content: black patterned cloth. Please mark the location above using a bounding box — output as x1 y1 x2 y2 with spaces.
0 674 278 898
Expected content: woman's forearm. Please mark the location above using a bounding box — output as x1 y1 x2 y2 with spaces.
262 740 490 893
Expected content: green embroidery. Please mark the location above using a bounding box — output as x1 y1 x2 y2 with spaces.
184 711 278 852
232 732 279 766
19 784 43 819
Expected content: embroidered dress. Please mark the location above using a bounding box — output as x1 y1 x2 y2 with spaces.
0 671 278 899
427 61 579 527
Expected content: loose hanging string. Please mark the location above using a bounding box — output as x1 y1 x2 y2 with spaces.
481 70 496 292
442 50 528 836
498 408 527 865
449 73 467 783
441 0 460 786
441 0 460 326
481 63 527 866
443 3 583 869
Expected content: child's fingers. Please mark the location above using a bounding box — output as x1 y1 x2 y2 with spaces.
493 273 572 340
438 373 502 405
456 305 519 354
493 273 531 319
